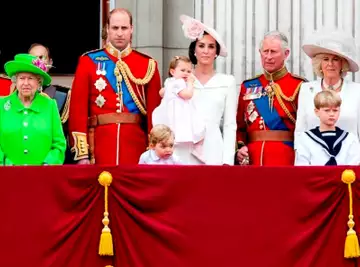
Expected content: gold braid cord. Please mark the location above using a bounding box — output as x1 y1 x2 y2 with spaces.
114 59 156 115
61 90 71 124
271 82 302 124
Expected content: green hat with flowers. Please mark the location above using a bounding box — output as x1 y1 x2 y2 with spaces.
4 53 52 86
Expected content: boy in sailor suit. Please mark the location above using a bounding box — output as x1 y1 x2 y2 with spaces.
295 90 360 166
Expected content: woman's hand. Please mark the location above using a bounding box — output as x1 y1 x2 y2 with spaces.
187 74 195 85
77 159 91 165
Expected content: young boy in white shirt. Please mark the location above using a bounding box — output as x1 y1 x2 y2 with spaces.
295 90 360 166
139 124 181 165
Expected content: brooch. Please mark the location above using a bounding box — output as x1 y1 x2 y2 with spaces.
4 100 10 111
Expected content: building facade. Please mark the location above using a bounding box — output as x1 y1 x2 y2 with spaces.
51 0 360 87
118 0 360 89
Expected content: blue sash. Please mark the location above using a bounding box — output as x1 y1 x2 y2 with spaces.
244 78 293 147
88 50 140 113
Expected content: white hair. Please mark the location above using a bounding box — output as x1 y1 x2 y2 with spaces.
259 30 290 51
12 73 44 92
12 73 44 85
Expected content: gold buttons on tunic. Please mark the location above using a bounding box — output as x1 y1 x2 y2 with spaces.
24 149 28 154
23 122 28 127
24 136 28 140
24 110 28 115
116 109 121 113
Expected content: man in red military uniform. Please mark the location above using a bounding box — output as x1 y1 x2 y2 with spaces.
68 8 161 165
236 31 307 166
0 75 11 96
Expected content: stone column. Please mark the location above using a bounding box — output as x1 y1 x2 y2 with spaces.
115 0 195 81
162 0 195 80
115 0 164 77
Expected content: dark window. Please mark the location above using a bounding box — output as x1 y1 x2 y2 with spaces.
0 0 101 74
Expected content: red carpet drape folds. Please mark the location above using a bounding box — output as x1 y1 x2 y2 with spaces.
0 165 359 267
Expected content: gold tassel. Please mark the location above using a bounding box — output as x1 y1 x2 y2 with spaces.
341 169 360 258
98 171 114 256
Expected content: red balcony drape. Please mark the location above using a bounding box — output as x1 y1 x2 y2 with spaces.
0 165 359 267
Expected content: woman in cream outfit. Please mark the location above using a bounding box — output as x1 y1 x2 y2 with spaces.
174 15 238 165
295 29 360 148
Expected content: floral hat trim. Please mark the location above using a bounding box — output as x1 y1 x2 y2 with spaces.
179 14 228 57
182 18 205 41
32 58 47 72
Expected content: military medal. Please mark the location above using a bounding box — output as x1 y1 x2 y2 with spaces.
243 86 263 100
101 63 107 76
96 62 102 75
96 62 107 76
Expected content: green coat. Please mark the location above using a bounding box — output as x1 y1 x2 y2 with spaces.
0 91 66 165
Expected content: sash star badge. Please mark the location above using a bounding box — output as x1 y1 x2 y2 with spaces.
95 94 106 108
94 77 107 92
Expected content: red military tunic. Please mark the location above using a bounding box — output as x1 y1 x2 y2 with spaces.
236 67 306 166
68 44 161 165
0 76 11 96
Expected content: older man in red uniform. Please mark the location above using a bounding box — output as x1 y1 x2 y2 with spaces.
68 8 161 165
236 31 307 166
0 75 11 96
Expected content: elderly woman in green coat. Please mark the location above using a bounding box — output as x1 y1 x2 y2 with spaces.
0 54 66 165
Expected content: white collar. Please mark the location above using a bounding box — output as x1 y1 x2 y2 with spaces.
149 149 161 161
322 79 342 90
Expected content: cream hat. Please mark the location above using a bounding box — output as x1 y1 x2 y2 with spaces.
179 14 227 57
302 29 359 72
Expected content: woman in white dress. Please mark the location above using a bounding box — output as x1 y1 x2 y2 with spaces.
295 29 360 148
175 15 238 165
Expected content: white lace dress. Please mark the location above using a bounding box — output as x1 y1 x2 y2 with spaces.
152 77 205 143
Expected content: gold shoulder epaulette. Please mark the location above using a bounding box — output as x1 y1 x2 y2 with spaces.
82 48 104 57
132 49 153 59
241 74 262 84
0 74 10 79
290 73 308 82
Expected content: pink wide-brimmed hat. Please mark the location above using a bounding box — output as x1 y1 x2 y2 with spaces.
179 14 227 57
302 29 359 72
